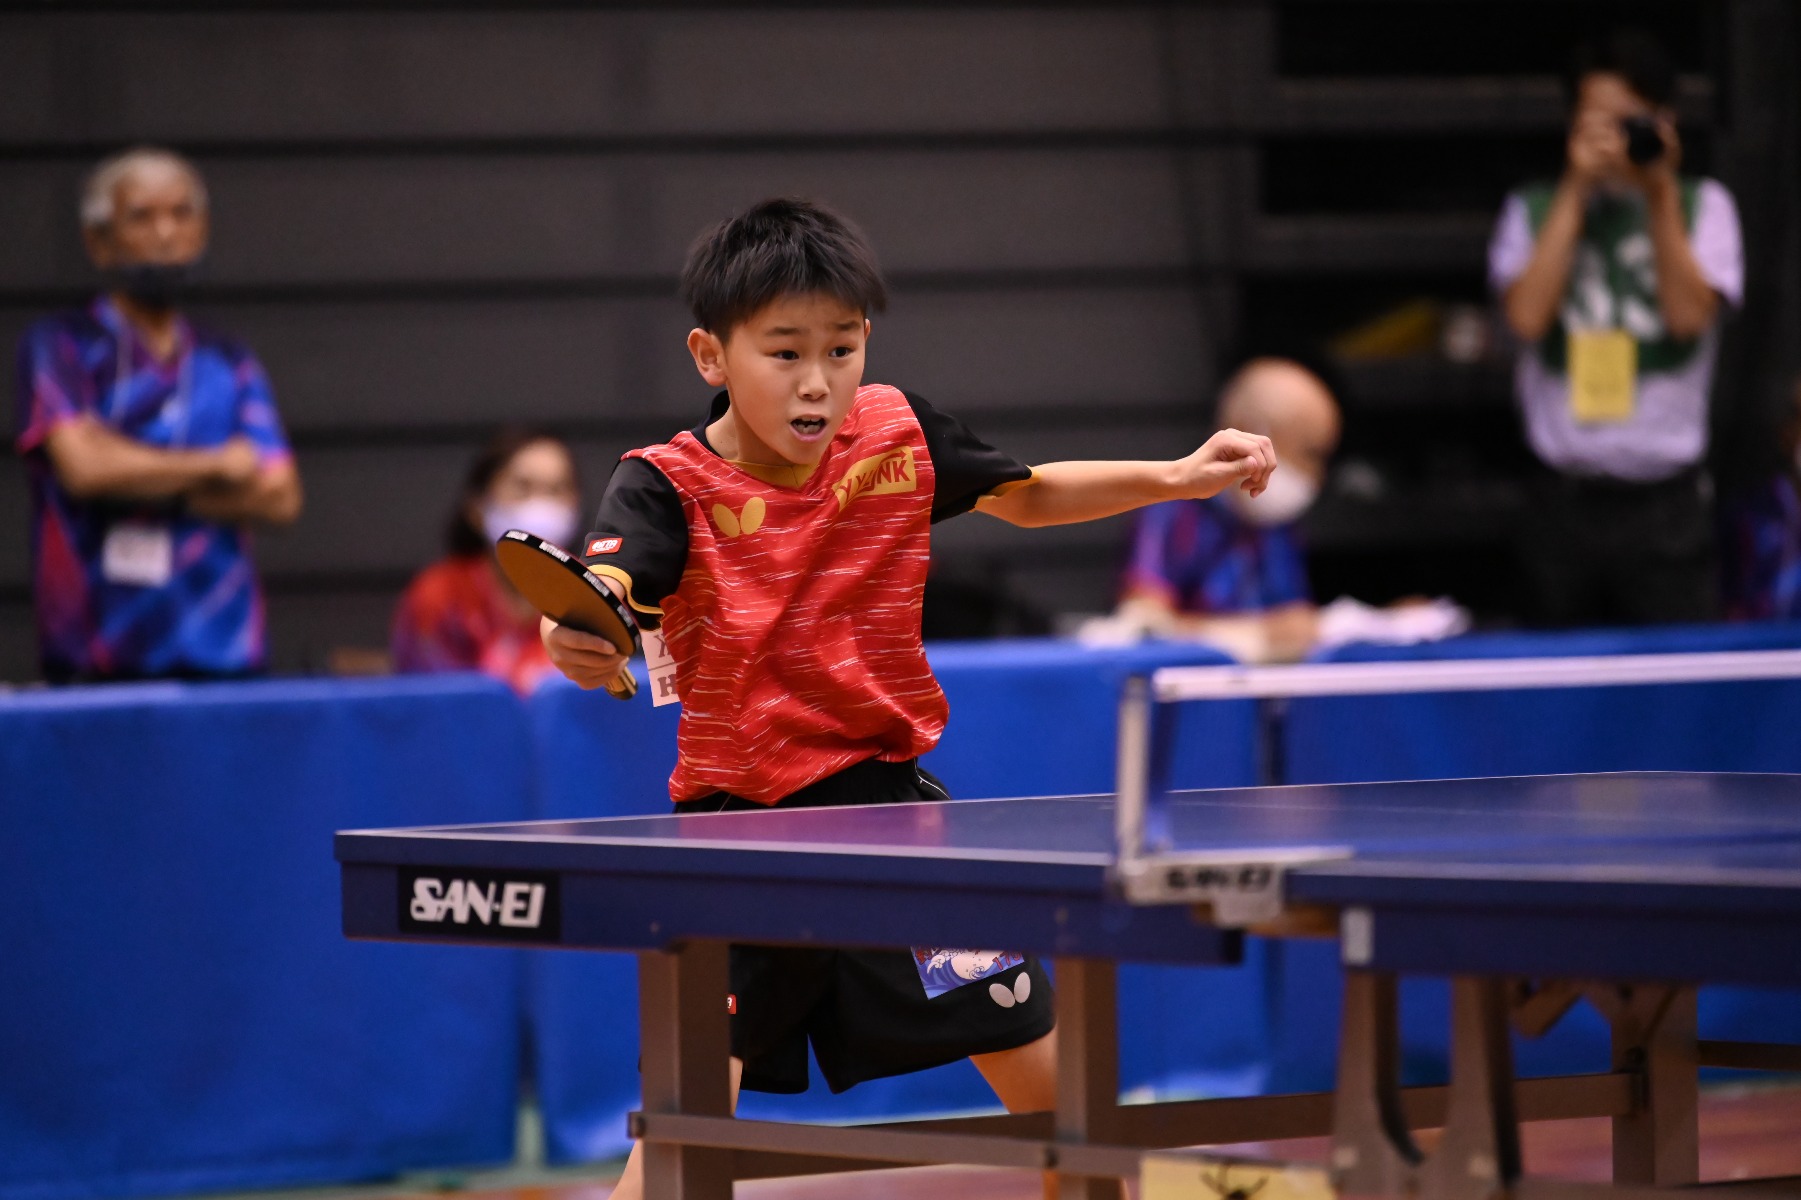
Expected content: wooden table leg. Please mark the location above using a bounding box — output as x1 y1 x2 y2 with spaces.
1596 984 1699 1187
1416 977 1522 1200
1330 970 1421 1198
1333 974 1523 1200
1052 957 1120 1200
638 941 734 1200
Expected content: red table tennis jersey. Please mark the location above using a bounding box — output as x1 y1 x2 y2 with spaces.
585 384 1032 805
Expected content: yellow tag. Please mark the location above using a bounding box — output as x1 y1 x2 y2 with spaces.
1568 329 1638 424
1142 1152 1336 1200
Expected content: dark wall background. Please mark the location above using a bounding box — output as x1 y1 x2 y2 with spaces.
3 0 1797 681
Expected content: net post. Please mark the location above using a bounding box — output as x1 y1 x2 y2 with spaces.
1115 675 1151 869
1115 673 1173 894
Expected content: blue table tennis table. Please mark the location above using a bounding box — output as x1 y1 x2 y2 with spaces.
337 767 1801 1200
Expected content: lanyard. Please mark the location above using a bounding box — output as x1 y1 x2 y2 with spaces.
109 323 195 449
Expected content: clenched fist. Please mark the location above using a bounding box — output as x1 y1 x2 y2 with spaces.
1169 428 1278 500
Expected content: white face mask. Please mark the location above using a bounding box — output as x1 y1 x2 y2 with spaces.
481 497 579 550
1224 468 1319 527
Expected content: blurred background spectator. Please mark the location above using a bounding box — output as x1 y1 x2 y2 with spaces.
1109 358 1339 662
1722 375 1801 622
12 147 300 683
392 428 582 694
1490 29 1743 627
1088 357 1469 661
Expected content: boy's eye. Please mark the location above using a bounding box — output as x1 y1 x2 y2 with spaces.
830 346 854 358
772 349 799 361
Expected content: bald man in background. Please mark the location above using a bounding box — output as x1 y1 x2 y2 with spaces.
1114 358 1342 662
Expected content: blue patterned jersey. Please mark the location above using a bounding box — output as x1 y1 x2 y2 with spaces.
14 296 292 680
1123 496 1311 613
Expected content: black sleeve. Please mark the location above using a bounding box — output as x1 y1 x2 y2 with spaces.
580 458 689 631
905 392 1035 523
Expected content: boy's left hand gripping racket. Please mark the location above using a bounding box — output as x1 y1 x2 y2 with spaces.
494 530 640 700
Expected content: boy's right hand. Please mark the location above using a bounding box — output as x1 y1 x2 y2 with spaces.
1174 427 1278 500
541 615 631 690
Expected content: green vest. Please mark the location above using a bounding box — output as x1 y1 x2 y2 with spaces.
1520 179 1703 374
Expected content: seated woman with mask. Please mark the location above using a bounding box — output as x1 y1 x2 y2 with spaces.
1113 358 1341 663
392 428 583 693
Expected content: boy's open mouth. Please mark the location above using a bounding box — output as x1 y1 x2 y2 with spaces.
790 416 828 441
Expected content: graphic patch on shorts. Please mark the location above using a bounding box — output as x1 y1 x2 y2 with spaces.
910 947 1026 1000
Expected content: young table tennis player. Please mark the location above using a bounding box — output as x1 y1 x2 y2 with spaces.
541 197 1276 1199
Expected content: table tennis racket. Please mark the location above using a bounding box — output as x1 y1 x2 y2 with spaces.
494 530 640 700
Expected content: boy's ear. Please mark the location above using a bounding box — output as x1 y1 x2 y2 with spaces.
687 328 728 387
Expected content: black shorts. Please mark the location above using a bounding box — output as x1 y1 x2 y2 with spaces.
674 756 1057 1094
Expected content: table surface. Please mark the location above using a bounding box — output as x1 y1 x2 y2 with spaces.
338 771 1801 903
333 768 1801 1188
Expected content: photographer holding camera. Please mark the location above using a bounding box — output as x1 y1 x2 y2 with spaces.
1490 29 1742 626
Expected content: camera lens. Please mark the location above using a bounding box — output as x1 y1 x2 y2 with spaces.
1622 116 1665 165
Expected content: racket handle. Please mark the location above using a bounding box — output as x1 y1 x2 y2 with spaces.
605 662 639 701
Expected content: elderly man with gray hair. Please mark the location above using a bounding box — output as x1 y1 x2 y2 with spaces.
14 146 301 683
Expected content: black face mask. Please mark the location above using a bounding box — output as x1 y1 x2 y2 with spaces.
101 259 201 312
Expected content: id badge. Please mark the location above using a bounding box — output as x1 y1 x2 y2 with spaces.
101 523 174 588
910 947 1027 1002
643 627 681 707
1568 329 1638 424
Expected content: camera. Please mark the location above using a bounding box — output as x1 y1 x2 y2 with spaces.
1622 115 1665 165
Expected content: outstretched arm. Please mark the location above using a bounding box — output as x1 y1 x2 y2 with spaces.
976 428 1276 529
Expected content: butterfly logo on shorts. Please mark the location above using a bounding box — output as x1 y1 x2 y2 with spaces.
988 972 1032 1008
712 497 766 538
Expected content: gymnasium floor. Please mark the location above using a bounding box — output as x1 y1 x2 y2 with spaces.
202 1083 1801 1200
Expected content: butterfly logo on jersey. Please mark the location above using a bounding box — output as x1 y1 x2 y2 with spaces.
711 497 766 538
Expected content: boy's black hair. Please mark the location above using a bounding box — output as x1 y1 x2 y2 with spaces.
1565 27 1677 109
681 197 887 337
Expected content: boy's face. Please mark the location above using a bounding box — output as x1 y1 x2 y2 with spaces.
687 293 869 468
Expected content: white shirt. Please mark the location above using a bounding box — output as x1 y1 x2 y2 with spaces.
1488 177 1744 482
